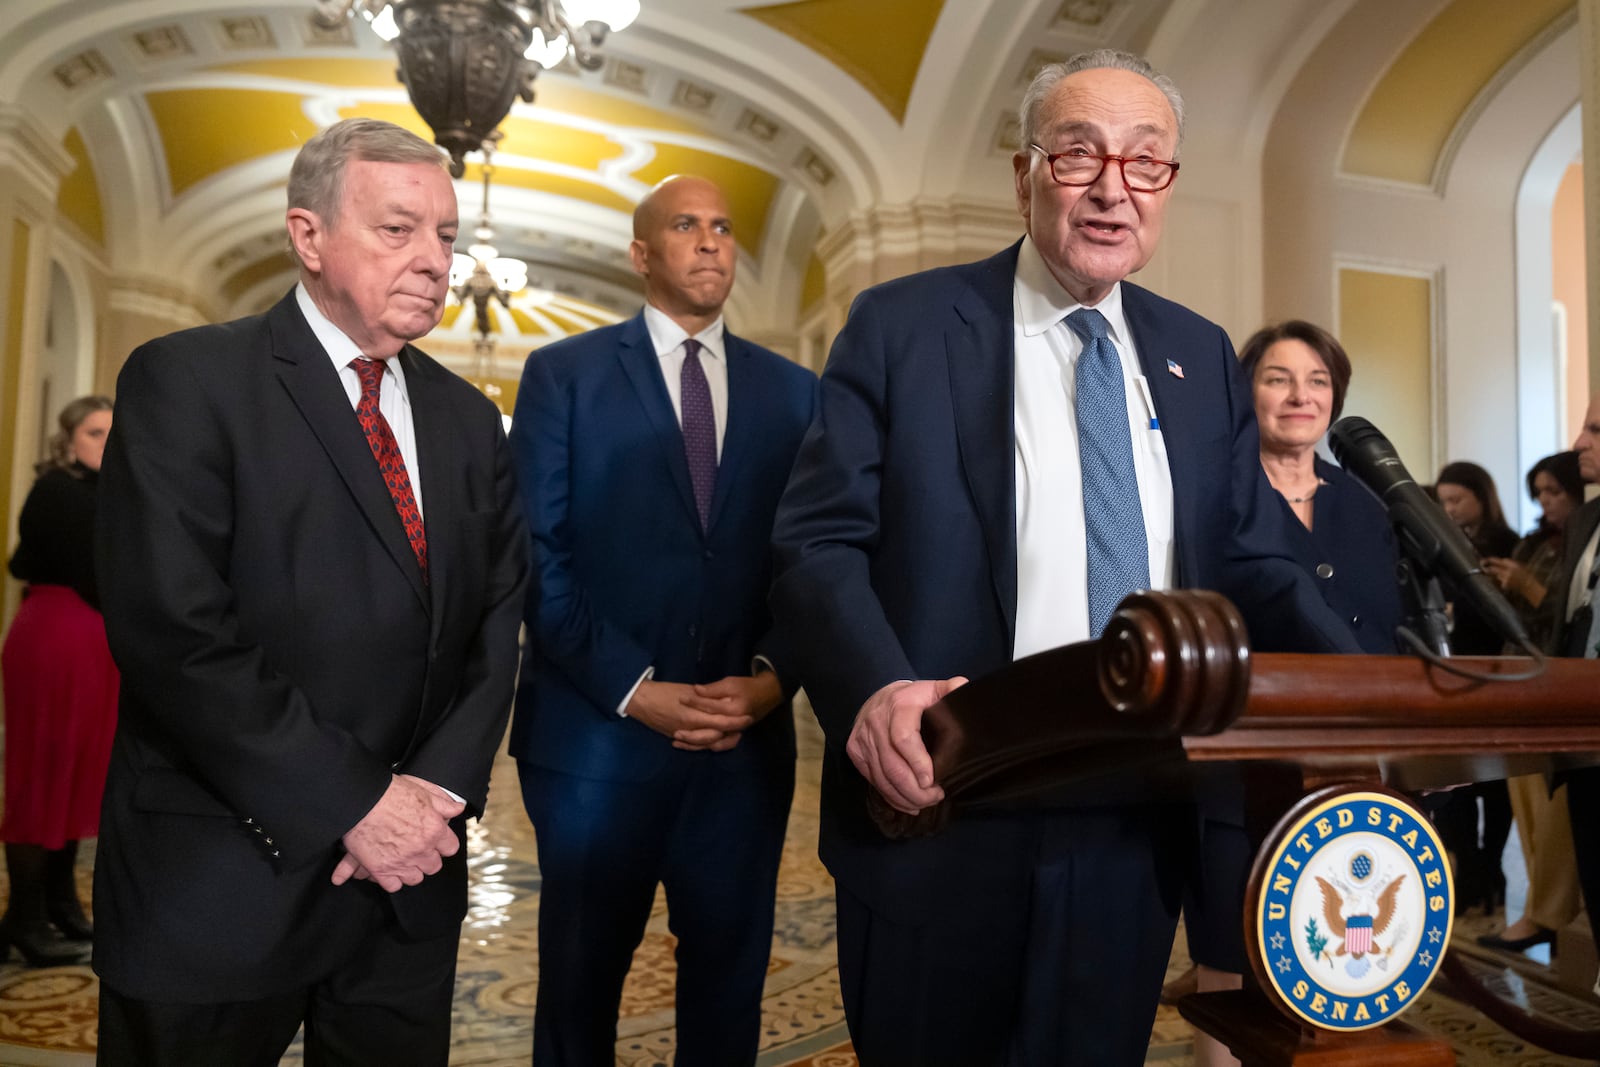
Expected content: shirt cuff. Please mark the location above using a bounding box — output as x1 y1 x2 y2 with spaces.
751 655 778 683
617 666 655 717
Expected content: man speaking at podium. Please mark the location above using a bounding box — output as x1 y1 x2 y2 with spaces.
770 50 1359 1064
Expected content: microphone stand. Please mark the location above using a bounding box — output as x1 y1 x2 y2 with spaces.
1395 557 1451 657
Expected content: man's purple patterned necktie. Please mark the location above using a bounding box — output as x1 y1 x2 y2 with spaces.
680 338 718 530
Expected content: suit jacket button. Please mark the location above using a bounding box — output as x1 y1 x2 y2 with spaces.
688 624 698 638
1315 563 1334 579
270 850 281 859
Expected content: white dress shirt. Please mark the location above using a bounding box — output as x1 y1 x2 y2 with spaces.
1011 236 1175 659
643 303 729 459
616 304 734 716
295 283 424 520
294 285 460 803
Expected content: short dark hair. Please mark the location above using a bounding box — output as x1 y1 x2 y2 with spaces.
1527 450 1585 504
1236 320 1354 424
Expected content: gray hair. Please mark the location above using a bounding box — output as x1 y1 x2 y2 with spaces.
1019 49 1186 154
287 118 448 263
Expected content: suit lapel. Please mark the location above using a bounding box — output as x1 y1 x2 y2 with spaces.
947 247 1021 646
616 314 702 531
1122 284 1199 582
1569 500 1600 579
402 347 452 627
269 296 430 611
707 334 756 534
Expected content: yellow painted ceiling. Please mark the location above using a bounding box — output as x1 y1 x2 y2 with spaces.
800 252 824 311
743 0 945 123
347 102 624 171
468 164 637 216
221 251 295 307
1343 0 1572 185
213 58 707 136
142 74 755 242
56 128 104 249
147 88 319 197
127 27 828 315
210 57 401 88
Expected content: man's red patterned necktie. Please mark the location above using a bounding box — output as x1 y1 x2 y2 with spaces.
350 358 428 580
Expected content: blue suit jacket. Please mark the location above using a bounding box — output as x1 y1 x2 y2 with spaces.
508 312 817 782
769 242 1359 911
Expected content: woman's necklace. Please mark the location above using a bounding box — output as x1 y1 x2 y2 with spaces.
1284 486 1318 504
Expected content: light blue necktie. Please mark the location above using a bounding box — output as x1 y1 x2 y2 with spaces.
1065 307 1150 637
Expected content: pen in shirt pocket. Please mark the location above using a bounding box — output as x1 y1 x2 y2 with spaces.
1133 375 1161 430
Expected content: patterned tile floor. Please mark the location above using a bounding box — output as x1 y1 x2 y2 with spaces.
2 706 1599 1065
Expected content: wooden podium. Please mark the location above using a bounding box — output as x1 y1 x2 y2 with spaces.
869 590 1600 1065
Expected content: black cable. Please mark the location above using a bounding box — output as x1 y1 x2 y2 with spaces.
1395 625 1548 682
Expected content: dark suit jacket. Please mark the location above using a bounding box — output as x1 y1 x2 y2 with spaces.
1543 496 1600 654
769 241 1359 915
93 290 529 1002
506 312 817 781
1283 458 1405 655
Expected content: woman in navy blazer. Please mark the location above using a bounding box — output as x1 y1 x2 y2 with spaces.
1241 320 1403 653
1174 320 1403 1065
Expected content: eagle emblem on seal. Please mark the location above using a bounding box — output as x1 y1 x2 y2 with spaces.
1311 874 1406 978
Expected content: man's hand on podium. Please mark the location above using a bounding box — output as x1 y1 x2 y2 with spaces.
847 677 969 815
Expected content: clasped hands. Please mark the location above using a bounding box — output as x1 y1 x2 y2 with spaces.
626 673 783 752
847 677 968 815
331 773 464 893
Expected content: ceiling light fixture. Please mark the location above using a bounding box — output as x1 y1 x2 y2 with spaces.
450 135 526 325
313 0 641 175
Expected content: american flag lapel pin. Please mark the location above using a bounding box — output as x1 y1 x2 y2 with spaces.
1166 358 1184 379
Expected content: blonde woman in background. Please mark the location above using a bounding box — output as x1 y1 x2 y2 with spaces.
0 396 117 967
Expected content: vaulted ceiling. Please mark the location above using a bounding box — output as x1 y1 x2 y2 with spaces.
0 0 1579 352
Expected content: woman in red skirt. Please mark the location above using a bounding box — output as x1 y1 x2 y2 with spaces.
1 395 117 966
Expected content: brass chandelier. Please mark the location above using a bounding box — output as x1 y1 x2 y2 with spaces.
314 0 641 175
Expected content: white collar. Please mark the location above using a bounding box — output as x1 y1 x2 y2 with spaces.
1013 235 1131 346
642 302 726 362
295 283 411 398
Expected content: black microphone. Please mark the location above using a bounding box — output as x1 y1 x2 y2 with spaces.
1328 415 1531 650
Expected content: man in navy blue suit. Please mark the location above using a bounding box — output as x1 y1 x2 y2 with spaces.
771 51 1360 1065
508 175 817 1065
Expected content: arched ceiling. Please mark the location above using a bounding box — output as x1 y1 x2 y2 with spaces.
1341 0 1573 187
0 0 1575 339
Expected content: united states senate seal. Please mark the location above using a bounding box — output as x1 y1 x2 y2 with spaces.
1249 786 1453 1031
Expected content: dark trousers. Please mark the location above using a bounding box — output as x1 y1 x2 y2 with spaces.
835 805 1186 1067
1566 767 1600 948
97 914 459 1066
1179 818 1253 973
520 753 794 1067
1435 781 1512 908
